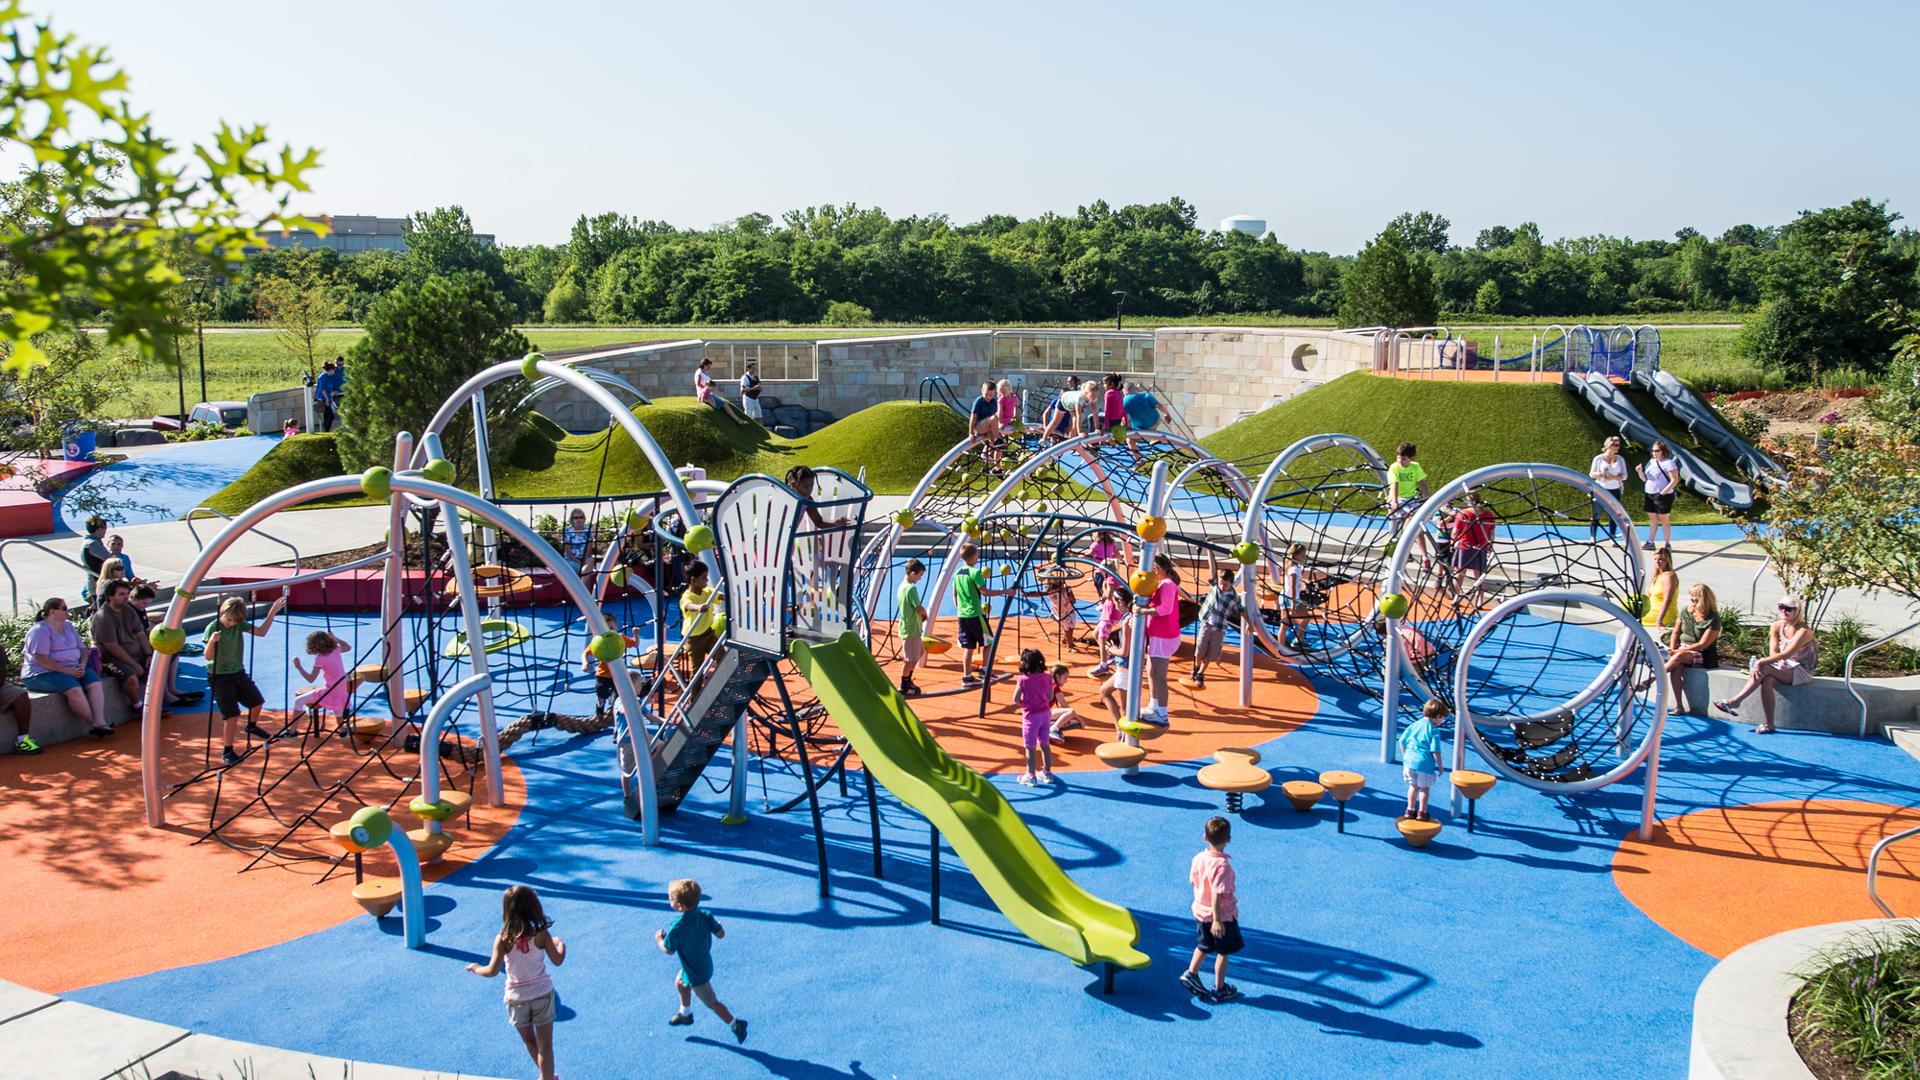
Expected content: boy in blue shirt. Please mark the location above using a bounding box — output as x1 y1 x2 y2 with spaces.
1398 699 1448 822
657 878 747 1043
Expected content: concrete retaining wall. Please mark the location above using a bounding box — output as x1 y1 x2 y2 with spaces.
1674 666 1920 736
0 678 138 755
247 386 309 434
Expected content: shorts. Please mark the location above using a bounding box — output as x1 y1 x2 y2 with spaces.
1452 547 1488 574
1403 767 1438 791
1022 710 1051 750
101 658 140 681
506 991 555 1028
1195 625 1226 662
210 671 265 719
688 629 717 672
1644 491 1676 515
1147 633 1180 660
23 670 100 694
1195 918 1244 955
1764 659 1813 686
956 615 987 649
902 635 925 662
1131 415 1160 432
742 397 763 420
595 675 616 703
0 682 22 709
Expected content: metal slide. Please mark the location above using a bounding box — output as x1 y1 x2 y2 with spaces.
1631 368 1785 485
1563 371 1756 508
790 631 1150 973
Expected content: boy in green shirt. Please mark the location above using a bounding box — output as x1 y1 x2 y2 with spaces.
896 559 928 697
953 543 1010 687
205 594 286 766
1387 441 1432 561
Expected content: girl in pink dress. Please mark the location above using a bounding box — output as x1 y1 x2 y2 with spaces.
293 631 350 725
996 379 1019 431
1015 648 1056 785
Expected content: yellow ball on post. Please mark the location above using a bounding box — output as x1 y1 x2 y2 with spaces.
360 467 392 500
519 352 545 382
1128 570 1156 597
148 625 186 655
1136 516 1167 542
684 524 715 554
589 631 628 663
892 509 916 529
347 806 393 850
421 458 455 485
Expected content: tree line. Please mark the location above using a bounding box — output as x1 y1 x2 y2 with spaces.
213 196 1920 383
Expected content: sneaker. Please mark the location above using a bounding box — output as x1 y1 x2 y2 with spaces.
1179 970 1213 1000
667 1012 693 1026
174 690 205 703
1417 810 1433 822
1048 731 1066 746
1039 771 1057 784
1088 664 1111 677
1641 541 1656 551
960 676 982 688
12 734 41 755
900 682 922 698
221 747 242 767
88 725 112 739
1190 673 1205 688
1016 772 1036 786
730 1018 748 1044
244 720 273 741
1212 983 1242 1003
1712 699 1739 718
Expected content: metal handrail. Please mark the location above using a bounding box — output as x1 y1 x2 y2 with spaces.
1749 554 1771 612
184 507 302 576
197 550 391 595
1673 536 1761 574
1868 824 1920 917
1846 617 1920 737
0 538 93 615
917 376 965 416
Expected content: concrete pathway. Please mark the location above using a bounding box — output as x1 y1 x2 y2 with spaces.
0 978 504 1080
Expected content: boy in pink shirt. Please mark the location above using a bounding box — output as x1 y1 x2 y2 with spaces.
1181 816 1243 1003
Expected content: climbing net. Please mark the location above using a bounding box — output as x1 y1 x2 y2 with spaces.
1381 465 1646 787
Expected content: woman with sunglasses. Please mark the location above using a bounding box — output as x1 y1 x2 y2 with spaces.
1715 595 1817 734
1636 441 1680 551
22 597 110 738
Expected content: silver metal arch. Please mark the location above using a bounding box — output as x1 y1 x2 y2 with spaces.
139 471 666 845
1236 433 1390 663
1451 587 1668 839
523 368 651 411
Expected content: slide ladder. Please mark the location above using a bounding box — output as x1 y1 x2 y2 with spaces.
791 631 1149 974
1563 371 1756 508
621 647 772 818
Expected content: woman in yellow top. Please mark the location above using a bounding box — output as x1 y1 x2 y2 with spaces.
1642 545 1680 629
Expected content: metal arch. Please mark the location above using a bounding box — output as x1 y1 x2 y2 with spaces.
523 369 652 412
1451 588 1669 839
1376 462 1644 753
416 355 713 578
139 469 667 845
1236 433 1391 662
854 432 987 630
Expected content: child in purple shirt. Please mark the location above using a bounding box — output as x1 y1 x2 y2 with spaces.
1015 649 1056 786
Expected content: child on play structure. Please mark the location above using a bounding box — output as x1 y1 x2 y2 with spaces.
292 630 350 729
896 559 928 697
1180 815 1243 1004
205 594 287 767
656 877 748 1043
1025 563 1080 650
1399 699 1449 822
1190 566 1244 688
580 620 639 722
1047 662 1081 743
1278 543 1320 652
466 884 567 1080
953 542 1012 688
1101 373 1125 434
1015 648 1058 785
679 561 722 675
1088 577 1130 677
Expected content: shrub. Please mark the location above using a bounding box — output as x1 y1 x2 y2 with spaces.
1726 406 1769 444
1716 606 1762 655
822 300 874 325
1816 614 1869 676
1793 922 1920 1077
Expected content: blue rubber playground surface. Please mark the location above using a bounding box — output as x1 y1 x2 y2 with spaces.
54 435 279 530
59 600 1920 1079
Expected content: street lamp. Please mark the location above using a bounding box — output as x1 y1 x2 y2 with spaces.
1112 289 1128 332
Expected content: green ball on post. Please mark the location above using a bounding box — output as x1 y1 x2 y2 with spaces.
347 806 393 850
519 352 545 382
360 467 392 500
589 631 628 662
684 524 715 554
421 458 455 485
1378 592 1410 620
148 625 186 655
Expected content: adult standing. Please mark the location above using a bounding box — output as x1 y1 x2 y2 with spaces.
738 360 763 423
90 578 153 713
1587 436 1628 541
22 597 109 737
1715 595 1817 734
314 359 343 433
1637 441 1680 551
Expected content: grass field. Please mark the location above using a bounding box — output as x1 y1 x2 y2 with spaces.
111 319 1754 420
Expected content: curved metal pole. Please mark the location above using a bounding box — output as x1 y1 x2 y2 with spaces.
383 826 427 948
1116 460 1172 767
428 437 503 805
1847 618 1920 737
523 368 652 410
0 538 92 616
185 507 303 573
1868 825 1920 917
380 434 412 720
142 469 662 843
416 673 494 820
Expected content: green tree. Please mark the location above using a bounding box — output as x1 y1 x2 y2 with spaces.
1387 210 1452 255
1473 279 1503 315
542 267 591 323
402 206 516 300
822 299 873 325
335 273 530 475
1739 199 1918 381
1337 227 1436 327
0 4 319 369
251 248 339 381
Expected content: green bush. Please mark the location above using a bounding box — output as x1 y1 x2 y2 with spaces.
1716 606 1761 655
822 300 874 325
1794 922 1920 1077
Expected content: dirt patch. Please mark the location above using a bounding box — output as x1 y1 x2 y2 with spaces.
1712 390 1879 440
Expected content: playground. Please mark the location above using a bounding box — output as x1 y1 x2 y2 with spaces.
3 351 1916 1079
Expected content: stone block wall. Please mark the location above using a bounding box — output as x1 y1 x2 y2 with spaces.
1147 327 1383 434
247 386 309 434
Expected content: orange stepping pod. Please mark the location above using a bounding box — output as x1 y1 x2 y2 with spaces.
1319 770 1365 833
1280 779 1324 813
407 828 453 864
349 717 387 745
1095 741 1148 772
1197 762 1274 815
1397 817 1443 848
1215 747 1262 766
351 879 402 918
1451 769 1498 833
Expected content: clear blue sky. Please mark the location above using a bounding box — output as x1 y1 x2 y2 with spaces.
56 0 1920 251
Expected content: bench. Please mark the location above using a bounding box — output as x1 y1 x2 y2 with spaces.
1675 666 1920 736
0 684 139 755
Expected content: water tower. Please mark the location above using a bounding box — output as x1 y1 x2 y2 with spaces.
1221 214 1266 237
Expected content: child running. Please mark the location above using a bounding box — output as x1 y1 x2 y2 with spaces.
1399 699 1448 822
897 559 928 696
1190 566 1243 688
1180 815 1243 1004
1015 648 1057 785
204 594 287 767
466 884 566 1080
656 878 748 1043
292 630 350 730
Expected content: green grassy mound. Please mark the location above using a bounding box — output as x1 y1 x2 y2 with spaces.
202 399 971 513
1198 372 1725 524
199 434 380 515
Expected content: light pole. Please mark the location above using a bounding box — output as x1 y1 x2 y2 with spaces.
171 332 187 421
1112 289 1128 332
195 288 208 406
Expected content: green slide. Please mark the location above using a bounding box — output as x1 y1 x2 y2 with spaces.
790 631 1150 972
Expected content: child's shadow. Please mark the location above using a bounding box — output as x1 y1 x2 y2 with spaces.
687 1037 873 1079
554 994 579 1022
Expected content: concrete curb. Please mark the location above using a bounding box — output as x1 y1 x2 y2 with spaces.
1689 918 1918 1079
1675 667 1920 736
